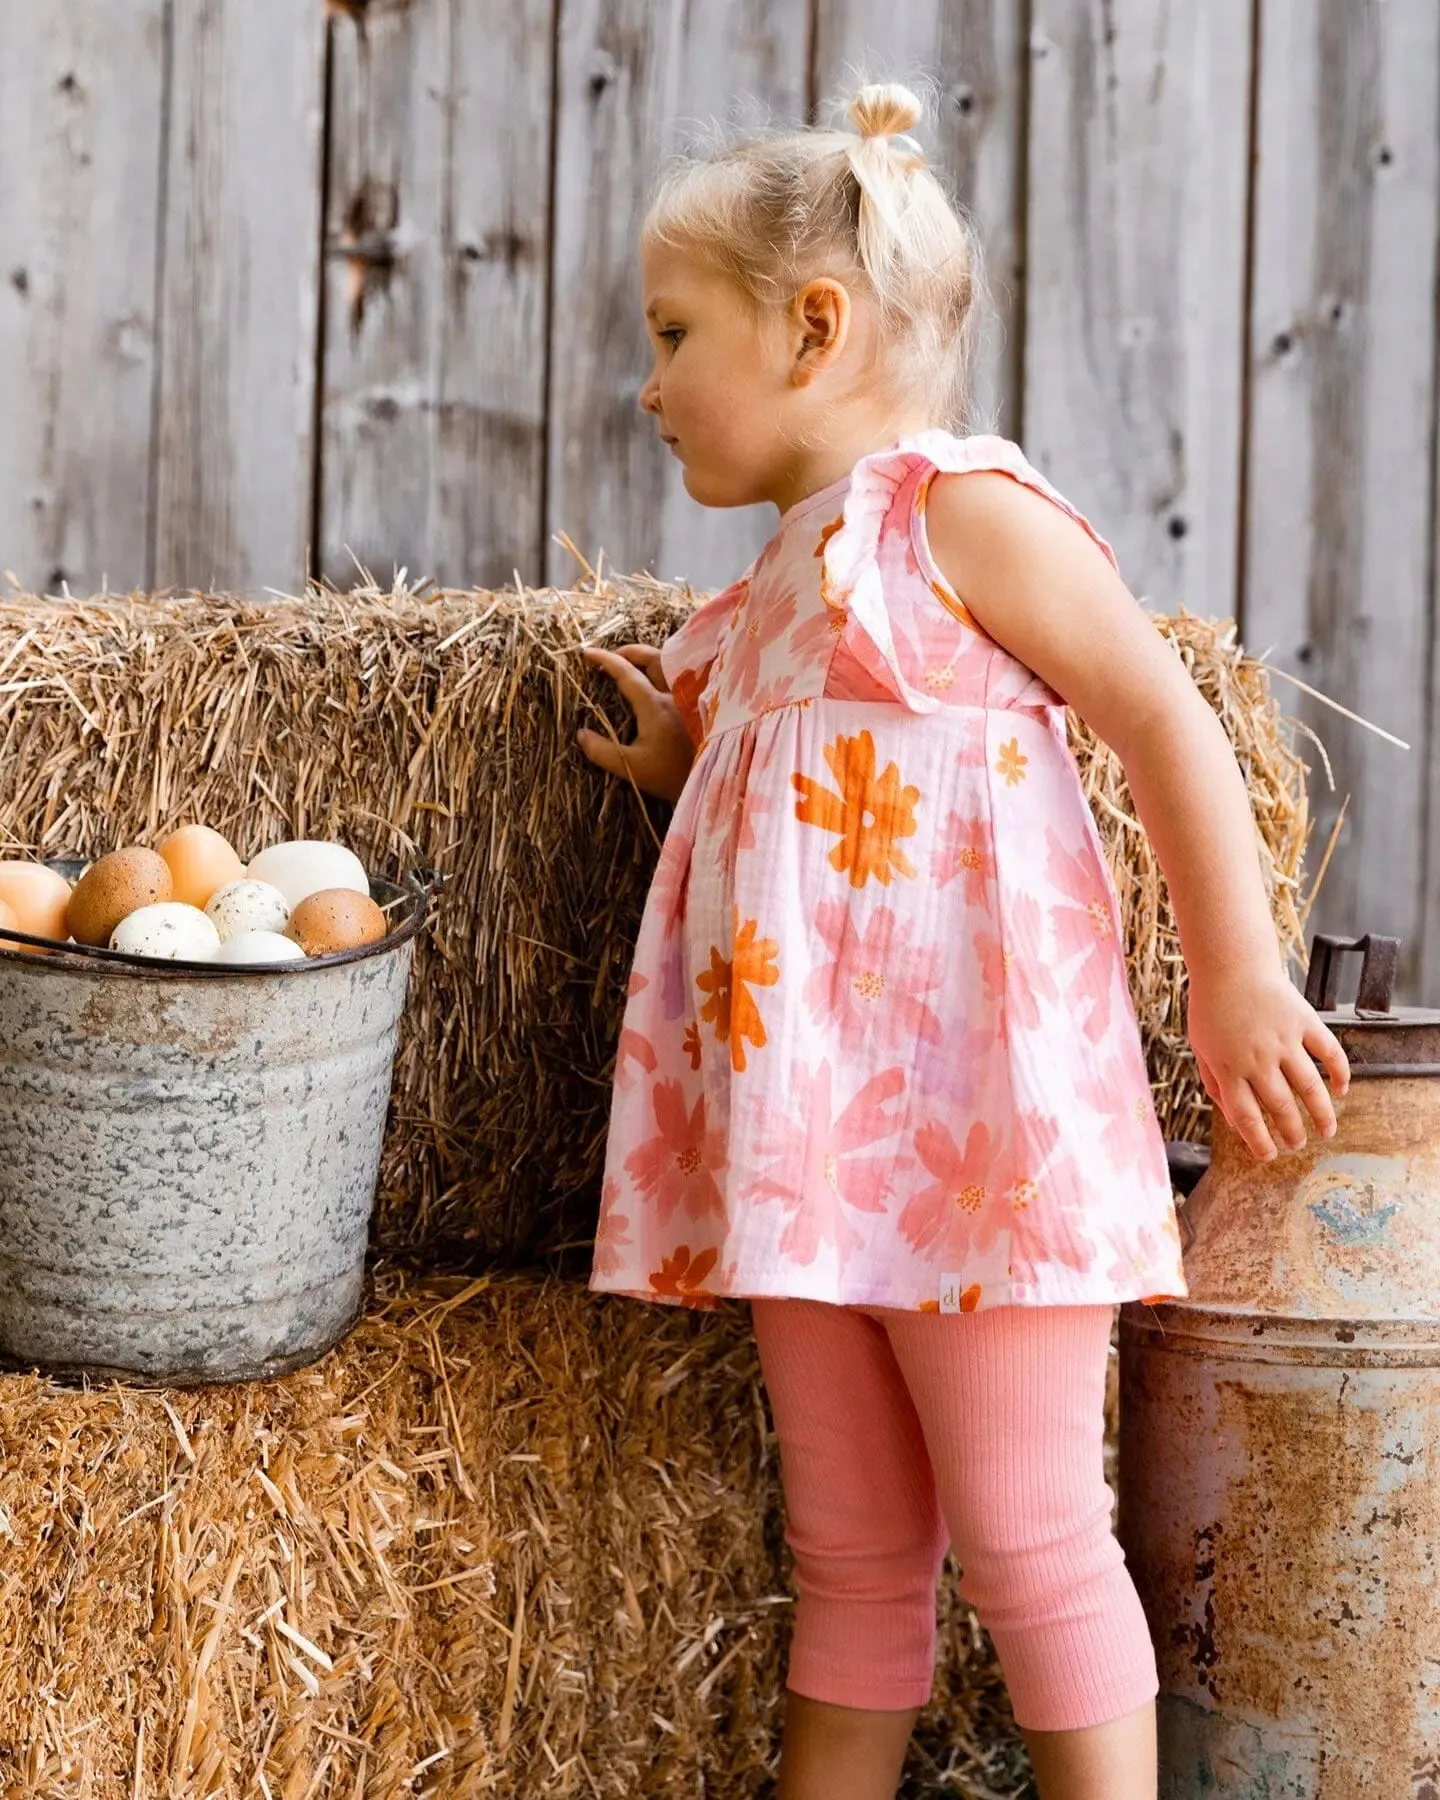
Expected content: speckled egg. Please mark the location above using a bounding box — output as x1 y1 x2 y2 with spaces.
211 929 307 966
284 888 387 958
110 902 221 961
67 848 173 947
206 879 291 942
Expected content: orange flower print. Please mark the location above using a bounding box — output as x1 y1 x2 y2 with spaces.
682 1020 703 1071
815 515 846 558
898 1118 1001 1260
668 663 709 748
649 1244 720 1300
1046 827 1121 1044
995 737 1028 785
792 730 919 888
624 1080 727 1225
931 812 993 907
816 515 849 611
930 578 978 632
960 1283 983 1313
695 909 780 1072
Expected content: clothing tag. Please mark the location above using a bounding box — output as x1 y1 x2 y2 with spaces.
938 1274 963 1314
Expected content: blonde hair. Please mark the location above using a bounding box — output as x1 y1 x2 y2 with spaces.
644 81 987 428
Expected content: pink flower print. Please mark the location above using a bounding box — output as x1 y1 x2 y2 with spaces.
1004 1109 1097 1286
727 580 796 702
898 1118 1003 1262
931 811 994 908
1076 1058 1168 1182
649 826 692 934
891 598 971 699
976 892 1057 1031
659 931 688 1021
627 971 649 997
592 1176 634 1277
913 1019 997 1107
803 900 943 1054
1106 1223 1168 1290
701 736 775 876
1046 828 1123 1044
953 714 987 771
789 592 851 666
615 1026 658 1090
624 1079 727 1226
745 1060 907 1268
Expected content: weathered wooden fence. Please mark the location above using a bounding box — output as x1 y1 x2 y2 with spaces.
2 0 1437 999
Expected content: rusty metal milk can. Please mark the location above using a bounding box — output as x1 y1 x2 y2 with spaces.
1119 934 1440 1798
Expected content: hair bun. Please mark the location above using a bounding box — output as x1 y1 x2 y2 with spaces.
847 82 923 142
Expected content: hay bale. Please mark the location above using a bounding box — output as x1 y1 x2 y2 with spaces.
0 586 1311 1260
0 1271 1025 1798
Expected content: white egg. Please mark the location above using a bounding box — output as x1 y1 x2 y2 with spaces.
245 840 369 909
206 878 291 942
211 929 307 966
110 902 222 961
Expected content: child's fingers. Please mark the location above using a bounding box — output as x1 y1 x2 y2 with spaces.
1221 1076 1279 1162
582 645 658 712
1281 1048 1338 1139
1302 1015 1350 1096
575 725 633 780
617 644 669 690
1249 1067 1309 1152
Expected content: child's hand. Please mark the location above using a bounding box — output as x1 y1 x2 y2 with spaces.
576 644 696 803
1186 969 1351 1161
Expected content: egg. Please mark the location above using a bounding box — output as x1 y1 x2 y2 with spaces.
211 929 307 966
284 888 388 958
159 824 245 909
110 902 221 961
206 879 291 942
67 847 173 947
0 861 72 950
0 899 18 936
245 840 369 910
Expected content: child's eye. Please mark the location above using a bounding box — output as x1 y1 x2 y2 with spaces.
660 327 685 349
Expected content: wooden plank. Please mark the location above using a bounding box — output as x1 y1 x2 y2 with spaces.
0 2 166 594
151 0 327 594
811 0 1027 435
319 0 553 591
1023 0 1253 619
546 0 808 591
1243 0 1439 997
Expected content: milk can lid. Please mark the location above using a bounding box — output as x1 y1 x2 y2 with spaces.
1305 934 1440 1072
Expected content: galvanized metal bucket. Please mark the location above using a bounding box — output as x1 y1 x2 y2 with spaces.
0 861 430 1386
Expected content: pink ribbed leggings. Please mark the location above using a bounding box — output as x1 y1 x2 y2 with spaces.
749 1298 1157 1732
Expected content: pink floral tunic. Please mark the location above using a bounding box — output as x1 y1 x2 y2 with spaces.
588 431 1188 1314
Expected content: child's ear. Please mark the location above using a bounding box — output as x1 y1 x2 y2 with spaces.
789 279 852 385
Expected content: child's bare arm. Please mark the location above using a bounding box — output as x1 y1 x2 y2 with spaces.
926 471 1350 1161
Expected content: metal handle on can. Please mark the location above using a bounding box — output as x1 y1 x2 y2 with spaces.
1303 932 1399 1017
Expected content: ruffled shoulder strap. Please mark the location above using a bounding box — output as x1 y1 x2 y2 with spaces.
660 573 748 745
820 431 1117 714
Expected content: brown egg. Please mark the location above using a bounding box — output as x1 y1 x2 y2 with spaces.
0 861 73 951
0 899 18 936
67 848 174 947
284 888 387 957
159 823 245 910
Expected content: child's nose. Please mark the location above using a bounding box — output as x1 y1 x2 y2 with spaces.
638 371 661 416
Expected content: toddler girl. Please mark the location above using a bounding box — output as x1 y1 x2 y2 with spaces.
577 82 1349 1800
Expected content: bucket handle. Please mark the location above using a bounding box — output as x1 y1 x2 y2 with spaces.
1304 933 1399 1017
